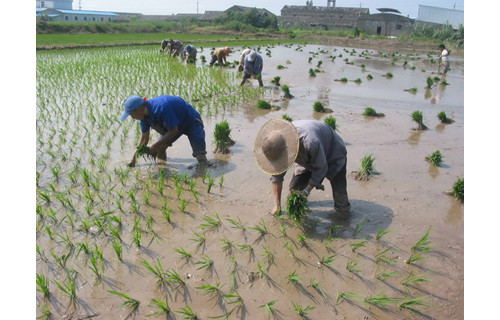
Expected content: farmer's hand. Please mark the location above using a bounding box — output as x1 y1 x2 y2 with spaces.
315 184 325 191
300 189 310 197
128 157 136 167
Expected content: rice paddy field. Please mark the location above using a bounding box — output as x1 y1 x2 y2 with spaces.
36 42 464 319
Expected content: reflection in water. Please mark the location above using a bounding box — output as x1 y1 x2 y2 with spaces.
446 198 464 224
407 130 423 146
428 164 439 179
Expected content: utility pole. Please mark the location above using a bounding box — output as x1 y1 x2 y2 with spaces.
197 1 199 14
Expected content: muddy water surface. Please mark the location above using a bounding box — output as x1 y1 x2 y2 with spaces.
36 44 463 319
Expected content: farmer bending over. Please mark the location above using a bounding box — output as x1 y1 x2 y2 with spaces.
183 45 197 64
240 50 263 87
166 39 184 57
119 95 208 167
238 48 252 72
209 46 231 67
254 119 350 218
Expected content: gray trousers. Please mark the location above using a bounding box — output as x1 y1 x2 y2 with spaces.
289 161 350 214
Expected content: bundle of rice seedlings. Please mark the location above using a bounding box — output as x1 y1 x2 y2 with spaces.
281 85 293 99
411 110 427 130
447 178 464 202
213 120 235 154
352 154 376 181
324 116 337 131
271 76 281 86
425 150 443 167
362 107 384 117
437 111 453 124
286 191 309 224
256 100 272 109
313 101 326 112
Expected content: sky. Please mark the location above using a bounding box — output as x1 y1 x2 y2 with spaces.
74 0 464 19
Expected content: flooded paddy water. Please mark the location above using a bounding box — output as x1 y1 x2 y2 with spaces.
36 42 464 319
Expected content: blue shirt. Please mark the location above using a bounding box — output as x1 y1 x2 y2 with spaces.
140 96 201 135
244 53 263 75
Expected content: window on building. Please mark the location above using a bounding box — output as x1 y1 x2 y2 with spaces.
396 24 402 30
101 17 104 21
41 2 45 8
92 17 95 21
84 17 87 21
75 16 78 21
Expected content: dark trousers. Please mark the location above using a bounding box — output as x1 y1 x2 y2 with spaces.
289 161 350 214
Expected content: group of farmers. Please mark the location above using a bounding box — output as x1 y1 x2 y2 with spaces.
160 39 264 88
119 42 452 220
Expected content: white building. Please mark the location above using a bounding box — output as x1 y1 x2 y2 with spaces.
416 5 464 28
36 0 73 10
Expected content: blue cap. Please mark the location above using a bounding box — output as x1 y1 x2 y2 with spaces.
120 95 144 121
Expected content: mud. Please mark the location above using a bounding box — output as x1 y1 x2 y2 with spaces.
36 43 463 319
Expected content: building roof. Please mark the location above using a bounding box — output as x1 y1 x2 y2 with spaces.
36 8 118 16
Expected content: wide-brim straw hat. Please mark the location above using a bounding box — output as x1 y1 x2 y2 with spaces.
254 118 299 175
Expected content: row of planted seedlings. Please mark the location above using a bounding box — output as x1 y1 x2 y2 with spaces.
36 44 266 318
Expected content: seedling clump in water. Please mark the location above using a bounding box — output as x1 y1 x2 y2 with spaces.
213 120 235 154
352 154 377 181
363 107 384 117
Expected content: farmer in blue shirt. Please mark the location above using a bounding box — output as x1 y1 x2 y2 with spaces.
240 50 263 87
183 45 197 64
120 95 207 166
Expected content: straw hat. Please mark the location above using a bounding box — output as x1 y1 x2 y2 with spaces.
254 118 299 175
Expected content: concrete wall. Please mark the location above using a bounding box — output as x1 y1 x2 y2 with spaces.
279 5 369 30
357 13 414 37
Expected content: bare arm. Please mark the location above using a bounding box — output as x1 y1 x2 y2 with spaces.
150 126 179 154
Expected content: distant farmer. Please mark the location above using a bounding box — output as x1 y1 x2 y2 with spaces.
119 95 208 166
183 45 197 64
165 39 184 57
240 50 263 87
456 38 463 50
438 44 449 75
160 39 169 52
238 48 252 72
209 46 231 67
254 118 351 218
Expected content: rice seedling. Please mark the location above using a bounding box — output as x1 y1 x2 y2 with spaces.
404 87 418 94
412 227 432 251
219 236 234 253
36 274 50 299
426 150 443 167
308 278 328 298
353 216 368 237
364 295 401 307
292 302 315 319
194 254 214 271
199 212 222 230
426 77 434 89
366 74 373 80
175 304 198 320
296 234 306 245
281 84 293 98
335 77 348 83
336 291 364 305
195 282 221 296
411 110 427 130
319 254 337 266
207 177 215 193
286 270 301 285
271 76 281 86
165 269 185 287
277 64 285 69
88 254 103 279
53 276 76 305
285 242 296 259
353 154 376 181
219 174 224 186
256 100 272 110
178 198 188 213
383 72 393 78
237 244 254 256
353 78 362 84
132 228 142 248
189 232 206 248
375 227 391 240
261 245 275 265
141 259 167 286
346 259 361 273
148 298 171 317
285 190 309 224
437 111 453 123
398 296 431 315
259 300 277 320
448 177 464 201
248 218 268 237
282 114 293 122
50 250 70 270
323 116 338 132
401 271 430 287
174 247 192 261
226 217 246 231
134 144 156 162
350 238 368 252
375 270 400 280
309 68 316 77
108 290 140 313
213 120 235 153
111 238 122 261
37 305 52 320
